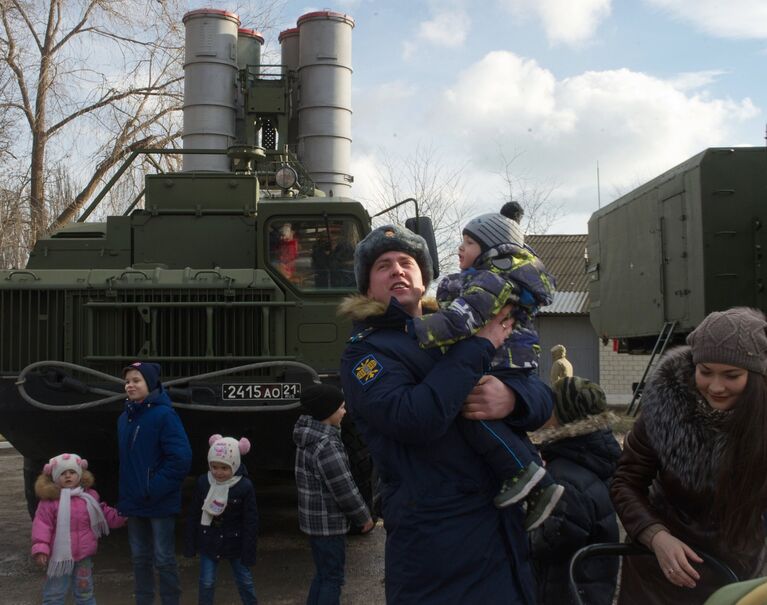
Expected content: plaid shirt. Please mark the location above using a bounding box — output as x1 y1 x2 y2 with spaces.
293 415 370 535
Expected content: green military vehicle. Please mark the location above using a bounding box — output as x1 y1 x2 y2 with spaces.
587 146 767 352
0 9 438 515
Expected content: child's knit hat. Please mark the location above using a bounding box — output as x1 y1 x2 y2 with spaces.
553 376 607 424
300 384 344 421
44 453 88 484
353 224 433 294
501 201 524 223
122 361 162 391
208 435 251 473
686 307 767 375
463 212 524 253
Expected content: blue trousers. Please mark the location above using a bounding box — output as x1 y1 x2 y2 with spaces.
41 557 95 605
198 554 257 605
127 516 181 605
459 416 545 480
307 535 346 605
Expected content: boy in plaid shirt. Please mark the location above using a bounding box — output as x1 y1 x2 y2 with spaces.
293 384 374 605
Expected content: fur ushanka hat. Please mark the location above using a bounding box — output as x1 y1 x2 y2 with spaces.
353 224 433 294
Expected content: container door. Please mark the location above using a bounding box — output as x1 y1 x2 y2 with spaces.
660 193 689 323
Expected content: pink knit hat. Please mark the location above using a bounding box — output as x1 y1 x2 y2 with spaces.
44 453 88 484
207 435 251 473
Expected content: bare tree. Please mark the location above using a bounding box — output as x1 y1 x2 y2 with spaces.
366 143 471 274
0 0 190 244
0 0 284 252
497 148 562 234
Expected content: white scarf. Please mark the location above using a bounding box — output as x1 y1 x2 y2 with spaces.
48 487 109 577
201 472 242 526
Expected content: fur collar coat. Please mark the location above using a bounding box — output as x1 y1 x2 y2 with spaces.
610 347 767 605
31 470 125 562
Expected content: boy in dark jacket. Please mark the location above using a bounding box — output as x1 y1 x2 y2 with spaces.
118 361 192 605
530 376 622 605
411 208 563 529
294 384 373 605
185 434 259 605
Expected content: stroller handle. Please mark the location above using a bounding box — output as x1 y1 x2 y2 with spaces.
568 542 739 605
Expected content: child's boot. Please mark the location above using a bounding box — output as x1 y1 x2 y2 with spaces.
494 461 547 508
523 483 565 531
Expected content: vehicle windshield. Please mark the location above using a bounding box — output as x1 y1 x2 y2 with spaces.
268 217 361 289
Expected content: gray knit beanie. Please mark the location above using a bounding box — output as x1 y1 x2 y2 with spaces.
553 376 607 424
462 213 524 253
354 224 433 294
686 307 767 374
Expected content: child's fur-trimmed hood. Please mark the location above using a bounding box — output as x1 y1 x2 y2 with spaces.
35 469 95 500
530 410 621 446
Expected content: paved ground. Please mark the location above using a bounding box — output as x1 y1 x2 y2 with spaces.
0 447 385 604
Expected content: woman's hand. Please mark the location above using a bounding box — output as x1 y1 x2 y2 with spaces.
650 530 703 588
33 553 48 568
476 304 514 349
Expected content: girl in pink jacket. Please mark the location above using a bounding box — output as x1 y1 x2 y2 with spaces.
31 453 125 604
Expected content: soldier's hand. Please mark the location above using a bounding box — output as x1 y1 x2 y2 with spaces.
476 305 514 348
462 375 517 420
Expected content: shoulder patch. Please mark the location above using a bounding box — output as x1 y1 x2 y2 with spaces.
347 326 376 343
353 354 384 385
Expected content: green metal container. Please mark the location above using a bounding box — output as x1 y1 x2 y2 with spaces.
588 147 767 350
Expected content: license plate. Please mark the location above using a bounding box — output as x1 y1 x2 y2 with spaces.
221 383 301 401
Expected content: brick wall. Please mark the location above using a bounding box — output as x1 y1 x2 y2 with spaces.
599 341 651 405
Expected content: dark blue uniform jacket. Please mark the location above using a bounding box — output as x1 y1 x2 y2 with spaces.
340 297 553 605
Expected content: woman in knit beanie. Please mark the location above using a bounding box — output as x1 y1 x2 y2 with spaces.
611 307 767 605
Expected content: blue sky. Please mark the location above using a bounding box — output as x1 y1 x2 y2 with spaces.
218 0 767 233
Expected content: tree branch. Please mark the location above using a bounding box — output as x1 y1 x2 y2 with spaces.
50 0 102 54
46 77 182 136
0 7 34 130
9 0 43 51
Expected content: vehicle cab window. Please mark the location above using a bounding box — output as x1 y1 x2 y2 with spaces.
268 218 361 289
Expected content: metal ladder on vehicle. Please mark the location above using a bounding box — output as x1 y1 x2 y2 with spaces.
626 321 677 416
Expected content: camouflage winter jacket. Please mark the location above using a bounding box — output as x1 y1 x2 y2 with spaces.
412 242 555 369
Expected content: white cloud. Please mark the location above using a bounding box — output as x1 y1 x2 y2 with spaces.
667 70 726 91
418 10 470 47
645 0 767 39
498 0 611 45
439 51 575 139
349 152 380 208
401 7 471 59
431 51 760 217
